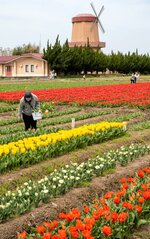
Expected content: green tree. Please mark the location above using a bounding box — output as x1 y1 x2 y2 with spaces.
93 51 108 73
81 42 95 74
43 37 150 75
59 40 71 74
43 36 62 73
67 47 83 75
12 43 40 55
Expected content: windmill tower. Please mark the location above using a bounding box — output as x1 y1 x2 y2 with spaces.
69 2 105 51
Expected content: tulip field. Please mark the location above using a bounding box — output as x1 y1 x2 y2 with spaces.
0 78 150 239
0 82 150 109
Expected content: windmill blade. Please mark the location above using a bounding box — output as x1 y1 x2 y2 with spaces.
97 18 105 33
97 6 105 33
90 2 105 33
90 2 99 32
90 2 98 17
97 5 104 18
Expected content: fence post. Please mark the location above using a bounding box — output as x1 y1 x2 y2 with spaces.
71 118 75 128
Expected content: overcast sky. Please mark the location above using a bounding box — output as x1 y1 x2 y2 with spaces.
0 0 150 54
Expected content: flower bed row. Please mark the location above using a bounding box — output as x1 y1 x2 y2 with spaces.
0 104 17 113
0 127 59 145
0 83 150 108
17 166 150 239
0 111 141 145
0 107 81 127
0 143 149 222
0 122 126 173
131 120 150 131
0 110 112 135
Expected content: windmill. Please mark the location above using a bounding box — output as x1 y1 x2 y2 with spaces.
90 2 105 34
69 2 106 50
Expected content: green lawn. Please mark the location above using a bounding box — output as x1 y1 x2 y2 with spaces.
0 75 149 92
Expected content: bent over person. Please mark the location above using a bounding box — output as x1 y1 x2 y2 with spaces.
18 91 40 131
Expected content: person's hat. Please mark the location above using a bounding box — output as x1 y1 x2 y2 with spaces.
24 91 32 100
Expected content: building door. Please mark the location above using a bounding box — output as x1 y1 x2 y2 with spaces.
5 65 12 77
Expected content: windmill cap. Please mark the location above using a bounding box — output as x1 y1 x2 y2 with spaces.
72 14 96 23
24 91 32 99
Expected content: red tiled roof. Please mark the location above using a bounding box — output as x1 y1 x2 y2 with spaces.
72 14 96 23
75 14 95 17
22 53 43 59
0 56 18 63
0 53 45 64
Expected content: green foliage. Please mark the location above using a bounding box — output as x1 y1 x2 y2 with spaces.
0 76 150 92
78 181 91 187
44 35 62 73
131 120 150 131
43 37 150 74
12 43 40 55
137 219 150 228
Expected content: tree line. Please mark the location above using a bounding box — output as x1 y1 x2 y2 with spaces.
43 37 150 75
12 38 150 75
12 43 40 55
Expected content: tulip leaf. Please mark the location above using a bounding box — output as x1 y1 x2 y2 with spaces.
137 219 150 228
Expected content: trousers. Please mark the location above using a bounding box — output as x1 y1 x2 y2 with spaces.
22 113 37 131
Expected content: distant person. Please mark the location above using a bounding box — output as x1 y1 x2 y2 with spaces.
18 91 40 131
130 73 136 84
54 72 57 79
83 74 86 80
135 72 140 83
49 71 54 80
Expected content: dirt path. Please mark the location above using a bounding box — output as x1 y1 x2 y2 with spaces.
131 225 150 239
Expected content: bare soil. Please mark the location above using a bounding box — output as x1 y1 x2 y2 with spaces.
131 225 150 239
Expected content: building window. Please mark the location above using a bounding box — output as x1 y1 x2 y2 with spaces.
31 65 34 72
25 65 29 72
